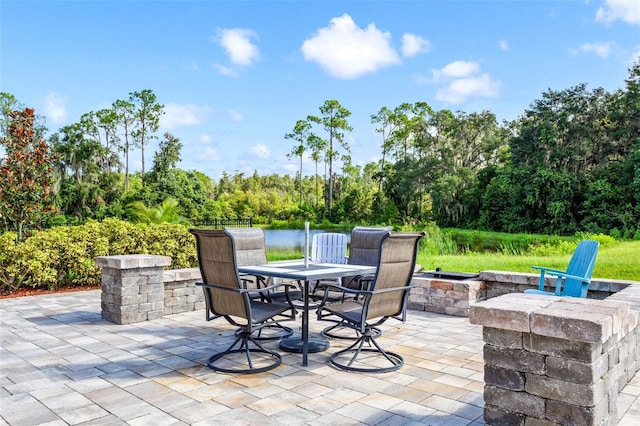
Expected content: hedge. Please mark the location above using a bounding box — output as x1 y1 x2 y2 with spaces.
0 218 197 292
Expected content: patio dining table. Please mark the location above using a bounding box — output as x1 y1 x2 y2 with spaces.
238 260 377 366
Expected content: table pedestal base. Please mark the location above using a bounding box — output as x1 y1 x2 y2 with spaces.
279 336 329 353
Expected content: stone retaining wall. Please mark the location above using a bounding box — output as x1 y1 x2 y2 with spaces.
162 268 204 315
96 255 203 324
409 271 639 317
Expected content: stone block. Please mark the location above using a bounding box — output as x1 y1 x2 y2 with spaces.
120 276 145 287
485 365 525 390
530 306 613 344
147 310 164 321
117 294 148 305
139 283 163 294
407 301 425 311
484 345 545 374
484 404 525 426
526 334 602 362
525 373 605 406
431 280 454 290
471 294 554 332
483 327 523 349
545 354 608 385
445 307 469 317
545 397 609 426
484 385 546 418
147 292 164 303
171 304 189 314
119 312 148 324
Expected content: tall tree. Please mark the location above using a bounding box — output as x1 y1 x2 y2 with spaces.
91 108 121 171
309 100 352 214
285 119 312 204
112 99 136 192
151 132 182 182
130 89 163 185
306 134 326 207
0 108 57 240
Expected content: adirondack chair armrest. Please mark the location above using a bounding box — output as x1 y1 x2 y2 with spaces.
530 268 592 295
531 266 566 291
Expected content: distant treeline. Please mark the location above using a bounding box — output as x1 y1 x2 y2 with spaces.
1 59 639 239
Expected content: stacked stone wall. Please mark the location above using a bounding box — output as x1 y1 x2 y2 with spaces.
96 254 171 325
470 292 640 425
162 268 204 315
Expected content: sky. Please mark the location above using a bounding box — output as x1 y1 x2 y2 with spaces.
2 0 639 181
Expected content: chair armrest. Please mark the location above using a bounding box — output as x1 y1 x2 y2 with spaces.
545 271 592 283
532 266 567 276
196 281 296 295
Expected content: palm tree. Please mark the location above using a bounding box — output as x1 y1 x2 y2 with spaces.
126 197 190 225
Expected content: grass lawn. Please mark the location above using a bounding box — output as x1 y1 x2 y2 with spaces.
418 240 640 281
269 241 639 281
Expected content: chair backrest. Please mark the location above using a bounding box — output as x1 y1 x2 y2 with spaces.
310 232 348 264
562 239 600 297
366 232 424 320
224 227 268 266
347 226 394 266
190 229 249 319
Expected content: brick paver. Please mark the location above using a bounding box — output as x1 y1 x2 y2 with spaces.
0 290 638 425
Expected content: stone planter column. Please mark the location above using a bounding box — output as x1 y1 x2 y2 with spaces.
96 254 172 324
470 293 639 426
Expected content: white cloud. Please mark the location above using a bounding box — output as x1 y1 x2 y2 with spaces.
596 0 640 25
250 143 270 159
212 28 260 66
42 92 67 124
212 63 237 76
428 61 501 105
573 41 617 58
228 109 244 122
436 73 501 104
435 61 481 80
301 13 401 79
401 33 431 57
160 103 211 129
499 39 509 52
199 134 212 144
196 146 221 161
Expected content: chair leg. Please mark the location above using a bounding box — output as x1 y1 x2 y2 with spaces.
322 320 381 340
207 330 282 374
329 328 403 373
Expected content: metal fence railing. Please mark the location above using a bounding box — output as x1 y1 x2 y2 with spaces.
190 218 253 229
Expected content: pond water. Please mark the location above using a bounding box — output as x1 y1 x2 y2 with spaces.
263 229 350 250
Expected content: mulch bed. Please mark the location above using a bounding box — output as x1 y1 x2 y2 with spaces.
0 285 101 299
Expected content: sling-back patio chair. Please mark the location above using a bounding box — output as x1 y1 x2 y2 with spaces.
316 231 425 373
315 226 393 339
190 229 297 373
223 227 300 339
524 239 599 298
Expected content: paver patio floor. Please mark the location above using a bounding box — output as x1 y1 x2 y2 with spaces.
1 290 638 425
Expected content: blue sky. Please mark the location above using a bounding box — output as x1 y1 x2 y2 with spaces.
2 0 639 180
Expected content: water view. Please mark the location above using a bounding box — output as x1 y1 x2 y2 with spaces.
263 229 350 250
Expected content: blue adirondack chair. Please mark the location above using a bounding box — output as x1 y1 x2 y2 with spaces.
524 239 600 298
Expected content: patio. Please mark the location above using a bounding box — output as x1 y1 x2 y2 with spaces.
1 289 638 425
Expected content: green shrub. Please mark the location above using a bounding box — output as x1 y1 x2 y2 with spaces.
0 219 197 292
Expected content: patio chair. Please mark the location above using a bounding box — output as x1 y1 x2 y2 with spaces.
190 228 298 373
224 227 300 339
316 226 392 338
310 232 348 264
316 231 425 373
524 239 599 298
